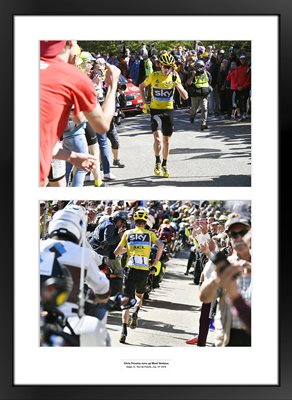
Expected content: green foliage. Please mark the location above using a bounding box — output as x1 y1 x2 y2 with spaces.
78 40 251 55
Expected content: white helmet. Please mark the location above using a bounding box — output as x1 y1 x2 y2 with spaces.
48 205 87 244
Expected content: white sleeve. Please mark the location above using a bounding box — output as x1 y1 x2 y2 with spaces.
203 233 211 242
85 253 109 295
202 259 215 280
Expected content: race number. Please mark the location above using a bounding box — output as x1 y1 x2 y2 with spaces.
128 256 148 267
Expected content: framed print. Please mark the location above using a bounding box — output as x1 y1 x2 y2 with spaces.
2 0 290 398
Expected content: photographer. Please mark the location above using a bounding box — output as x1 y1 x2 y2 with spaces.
186 59 212 131
89 211 128 294
199 216 251 346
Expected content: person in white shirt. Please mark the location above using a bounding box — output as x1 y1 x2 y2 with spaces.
40 204 111 346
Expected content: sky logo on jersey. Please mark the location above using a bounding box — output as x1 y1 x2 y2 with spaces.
153 88 174 101
128 233 150 245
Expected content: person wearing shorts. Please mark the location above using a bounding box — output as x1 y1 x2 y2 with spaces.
47 141 66 187
139 53 188 178
114 209 163 343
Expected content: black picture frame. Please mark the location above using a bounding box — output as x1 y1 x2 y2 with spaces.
2 0 289 399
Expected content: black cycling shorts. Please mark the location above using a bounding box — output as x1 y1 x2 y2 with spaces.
150 109 174 136
124 268 149 298
85 122 98 145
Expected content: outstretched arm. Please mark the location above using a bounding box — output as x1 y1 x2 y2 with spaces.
52 143 96 173
83 64 121 133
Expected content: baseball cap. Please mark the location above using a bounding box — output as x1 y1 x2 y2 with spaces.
225 216 250 232
79 51 95 63
240 54 246 59
40 41 67 58
95 57 106 67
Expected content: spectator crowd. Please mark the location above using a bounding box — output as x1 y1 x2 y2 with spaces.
40 199 251 347
40 40 251 187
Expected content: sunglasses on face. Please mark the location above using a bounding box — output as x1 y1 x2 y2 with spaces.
229 229 248 239
162 65 172 70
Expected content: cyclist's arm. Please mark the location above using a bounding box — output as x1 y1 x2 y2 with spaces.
152 240 164 268
114 244 127 257
114 232 128 257
139 82 148 104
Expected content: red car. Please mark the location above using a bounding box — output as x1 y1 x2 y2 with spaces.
118 75 144 113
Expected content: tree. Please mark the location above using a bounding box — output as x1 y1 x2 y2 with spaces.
78 40 251 56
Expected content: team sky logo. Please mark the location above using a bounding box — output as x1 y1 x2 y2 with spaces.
153 88 174 101
128 233 151 245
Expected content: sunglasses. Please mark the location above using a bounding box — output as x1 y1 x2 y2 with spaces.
229 229 248 239
162 65 172 70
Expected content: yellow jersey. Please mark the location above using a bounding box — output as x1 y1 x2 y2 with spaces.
119 227 159 271
143 71 181 110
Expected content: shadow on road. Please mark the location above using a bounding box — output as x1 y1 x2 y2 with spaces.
105 174 251 187
143 298 201 313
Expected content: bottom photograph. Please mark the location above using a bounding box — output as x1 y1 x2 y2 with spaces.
40 199 251 348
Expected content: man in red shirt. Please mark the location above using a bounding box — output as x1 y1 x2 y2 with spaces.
235 54 251 121
40 40 120 186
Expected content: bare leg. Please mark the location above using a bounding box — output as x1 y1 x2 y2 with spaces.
153 130 162 157
88 143 103 185
122 308 130 325
162 136 170 161
112 148 119 161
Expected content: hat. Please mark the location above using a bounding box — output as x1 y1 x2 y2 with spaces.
240 54 246 59
225 216 250 232
195 59 205 67
95 57 106 67
219 49 225 54
79 51 95 63
40 40 67 58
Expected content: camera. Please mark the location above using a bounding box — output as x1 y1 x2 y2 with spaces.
210 250 231 273
117 83 127 91
210 250 240 279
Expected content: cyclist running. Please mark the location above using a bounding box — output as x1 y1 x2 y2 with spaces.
114 209 163 344
139 53 188 178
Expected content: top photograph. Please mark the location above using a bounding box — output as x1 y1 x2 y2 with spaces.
40 40 251 188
